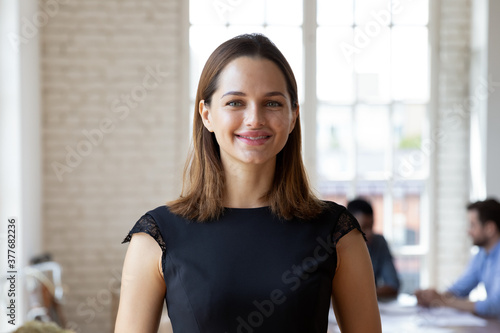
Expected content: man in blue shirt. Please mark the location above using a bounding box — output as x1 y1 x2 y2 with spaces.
416 198 500 318
347 198 400 299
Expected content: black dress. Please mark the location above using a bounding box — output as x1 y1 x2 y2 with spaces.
122 201 363 333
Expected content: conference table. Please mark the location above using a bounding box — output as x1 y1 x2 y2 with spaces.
327 294 500 333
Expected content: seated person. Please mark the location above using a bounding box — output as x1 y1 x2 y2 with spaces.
415 198 500 318
347 198 400 298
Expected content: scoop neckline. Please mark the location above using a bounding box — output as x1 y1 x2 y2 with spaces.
224 206 270 211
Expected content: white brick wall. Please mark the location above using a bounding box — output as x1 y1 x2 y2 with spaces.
41 0 186 331
433 0 473 289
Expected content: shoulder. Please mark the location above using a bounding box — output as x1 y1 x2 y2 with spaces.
320 200 348 218
490 241 500 260
146 204 171 218
319 201 366 243
144 204 186 225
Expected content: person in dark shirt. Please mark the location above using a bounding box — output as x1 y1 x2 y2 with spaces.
347 198 400 298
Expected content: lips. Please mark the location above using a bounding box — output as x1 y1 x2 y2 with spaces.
238 135 269 140
235 131 272 146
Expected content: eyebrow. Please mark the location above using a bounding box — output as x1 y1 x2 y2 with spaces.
221 91 287 99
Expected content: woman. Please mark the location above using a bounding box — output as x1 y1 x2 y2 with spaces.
115 33 381 333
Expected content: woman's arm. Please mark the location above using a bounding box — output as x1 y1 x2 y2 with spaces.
115 233 166 333
331 229 382 332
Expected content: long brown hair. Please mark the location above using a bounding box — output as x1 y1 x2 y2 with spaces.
169 33 325 221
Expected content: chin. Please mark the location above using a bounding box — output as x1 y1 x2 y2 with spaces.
243 159 273 165
473 240 486 247
239 154 276 165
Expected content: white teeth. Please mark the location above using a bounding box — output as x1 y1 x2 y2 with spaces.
239 135 268 140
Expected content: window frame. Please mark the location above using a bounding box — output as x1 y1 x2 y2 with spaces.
186 0 436 291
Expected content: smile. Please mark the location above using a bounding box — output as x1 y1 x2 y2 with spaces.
237 135 270 140
236 134 272 146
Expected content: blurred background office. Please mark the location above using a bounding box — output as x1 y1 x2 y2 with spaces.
1 0 500 332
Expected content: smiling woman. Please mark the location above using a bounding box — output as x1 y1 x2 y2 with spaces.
172 33 319 221
115 34 382 333
198 56 299 208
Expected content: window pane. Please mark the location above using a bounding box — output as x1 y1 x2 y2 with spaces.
189 26 229 99
317 27 354 103
392 180 424 246
317 0 354 26
354 26 391 103
355 105 390 178
393 103 428 179
395 255 421 294
392 27 429 101
265 26 304 101
322 191 348 207
227 25 265 38
227 0 266 25
319 180 350 207
266 0 302 25
393 0 429 25
317 105 354 180
355 0 392 26
190 0 228 25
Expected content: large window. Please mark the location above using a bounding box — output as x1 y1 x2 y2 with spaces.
317 0 430 293
189 0 431 293
189 0 304 103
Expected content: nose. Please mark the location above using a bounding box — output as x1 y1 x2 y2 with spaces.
245 103 265 128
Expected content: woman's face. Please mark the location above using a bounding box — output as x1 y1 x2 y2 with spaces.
200 56 298 170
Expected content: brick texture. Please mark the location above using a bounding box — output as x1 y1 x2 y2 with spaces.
41 0 185 331
434 0 473 289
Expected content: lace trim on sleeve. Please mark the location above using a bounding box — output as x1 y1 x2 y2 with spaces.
122 214 167 272
332 210 367 244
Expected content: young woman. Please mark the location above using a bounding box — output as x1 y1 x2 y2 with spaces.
115 33 381 333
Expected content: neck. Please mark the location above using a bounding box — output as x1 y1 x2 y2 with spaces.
485 235 500 253
222 159 275 208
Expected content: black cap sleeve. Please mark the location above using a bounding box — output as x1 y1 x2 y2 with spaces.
332 209 367 244
122 214 167 273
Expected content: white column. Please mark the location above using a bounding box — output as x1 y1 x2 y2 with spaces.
0 0 42 329
302 0 318 189
484 0 500 198
470 0 500 200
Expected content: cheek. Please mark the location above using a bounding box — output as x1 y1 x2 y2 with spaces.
212 112 238 132
272 113 294 131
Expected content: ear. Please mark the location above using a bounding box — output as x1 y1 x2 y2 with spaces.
485 220 497 236
199 100 213 132
289 104 299 134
